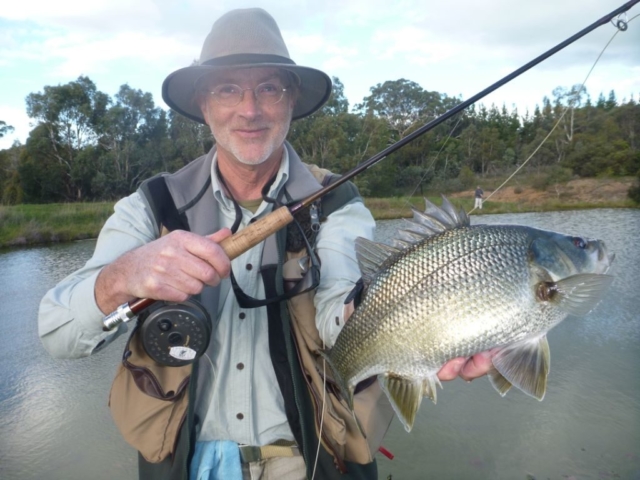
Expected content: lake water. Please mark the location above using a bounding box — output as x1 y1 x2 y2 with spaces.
1 209 639 480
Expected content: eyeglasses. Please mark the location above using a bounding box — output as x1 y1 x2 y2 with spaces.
209 82 289 107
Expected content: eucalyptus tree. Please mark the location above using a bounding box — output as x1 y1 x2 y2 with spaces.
96 84 169 197
0 121 14 139
168 110 214 170
356 79 442 139
24 76 109 200
288 77 353 170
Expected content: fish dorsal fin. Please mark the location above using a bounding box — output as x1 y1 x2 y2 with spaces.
395 197 469 244
379 374 437 432
537 273 614 316
423 196 470 229
355 237 401 286
491 335 550 400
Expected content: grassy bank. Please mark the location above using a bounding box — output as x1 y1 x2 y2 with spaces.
1 189 637 248
0 202 114 248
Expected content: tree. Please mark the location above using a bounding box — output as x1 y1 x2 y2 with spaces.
167 110 214 170
96 84 169 197
25 76 109 200
356 79 451 139
18 124 68 202
0 121 14 139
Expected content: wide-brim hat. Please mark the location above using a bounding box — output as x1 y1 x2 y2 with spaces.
162 8 332 124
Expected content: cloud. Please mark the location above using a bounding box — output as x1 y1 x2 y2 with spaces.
0 0 638 148
0 106 32 149
370 26 460 64
1 0 161 33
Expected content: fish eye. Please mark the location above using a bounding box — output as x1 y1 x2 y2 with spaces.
572 237 587 249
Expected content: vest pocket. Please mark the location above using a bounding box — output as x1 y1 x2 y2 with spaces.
284 252 394 465
108 326 192 463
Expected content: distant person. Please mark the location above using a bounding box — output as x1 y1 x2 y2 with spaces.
475 186 484 209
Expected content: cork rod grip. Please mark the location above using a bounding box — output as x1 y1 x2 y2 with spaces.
220 205 294 260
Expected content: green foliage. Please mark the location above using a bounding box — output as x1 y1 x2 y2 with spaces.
457 166 476 189
0 202 114 246
629 176 640 204
531 166 573 190
2 75 639 204
0 120 14 139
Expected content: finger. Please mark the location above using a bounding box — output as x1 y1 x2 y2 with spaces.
208 227 232 243
437 357 467 382
459 351 494 381
343 300 355 322
137 264 204 301
181 231 231 280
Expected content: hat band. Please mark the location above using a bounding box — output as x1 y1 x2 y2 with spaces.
202 53 297 67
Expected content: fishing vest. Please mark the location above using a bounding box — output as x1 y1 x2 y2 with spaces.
108 143 393 480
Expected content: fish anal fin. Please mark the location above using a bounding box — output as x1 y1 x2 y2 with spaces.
379 374 427 432
423 375 442 404
491 336 550 401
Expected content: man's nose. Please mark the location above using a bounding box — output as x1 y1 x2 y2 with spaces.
237 88 261 117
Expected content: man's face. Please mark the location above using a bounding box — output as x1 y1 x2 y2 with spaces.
199 67 296 167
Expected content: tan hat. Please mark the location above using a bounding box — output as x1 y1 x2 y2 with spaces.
162 8 332 124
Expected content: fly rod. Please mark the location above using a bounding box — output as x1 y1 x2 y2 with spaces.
103 0 638 330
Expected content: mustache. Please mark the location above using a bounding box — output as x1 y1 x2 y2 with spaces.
231 121 272 130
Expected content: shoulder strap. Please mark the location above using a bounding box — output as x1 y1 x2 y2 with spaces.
302 163 362 220
139 174 191 233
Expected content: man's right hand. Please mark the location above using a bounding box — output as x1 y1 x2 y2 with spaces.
95 228 233 314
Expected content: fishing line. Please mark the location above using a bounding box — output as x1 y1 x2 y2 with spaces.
469 12 638 213
404 114 465 205
311 352 327 480
310 301 345 479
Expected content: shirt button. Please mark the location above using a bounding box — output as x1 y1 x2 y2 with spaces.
237 362 244 370
237 413 244 420
239 312 246 320
246 263 253 271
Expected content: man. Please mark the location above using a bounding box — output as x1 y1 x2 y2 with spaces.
38 8 492 480
475 185 484 209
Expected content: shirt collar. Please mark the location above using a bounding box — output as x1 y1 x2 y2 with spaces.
210 146 290 217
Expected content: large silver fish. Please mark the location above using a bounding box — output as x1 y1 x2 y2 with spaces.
327 198 614 432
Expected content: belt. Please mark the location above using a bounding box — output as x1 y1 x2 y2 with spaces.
238 440 300 464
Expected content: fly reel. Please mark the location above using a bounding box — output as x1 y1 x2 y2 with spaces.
138 299 211 367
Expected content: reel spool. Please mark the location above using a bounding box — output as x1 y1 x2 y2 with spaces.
139 299 211 367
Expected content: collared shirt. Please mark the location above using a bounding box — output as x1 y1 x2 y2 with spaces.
38 147 375 447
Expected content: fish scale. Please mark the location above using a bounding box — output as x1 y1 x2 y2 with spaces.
325 199 614 432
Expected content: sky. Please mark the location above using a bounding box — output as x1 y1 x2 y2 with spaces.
1 0 639 150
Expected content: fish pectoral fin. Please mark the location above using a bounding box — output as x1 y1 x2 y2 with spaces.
537 274 614 317
491 335 550 401
379 374 426 432
488 367 513 397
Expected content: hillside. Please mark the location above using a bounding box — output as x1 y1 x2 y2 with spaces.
449 177 637 212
